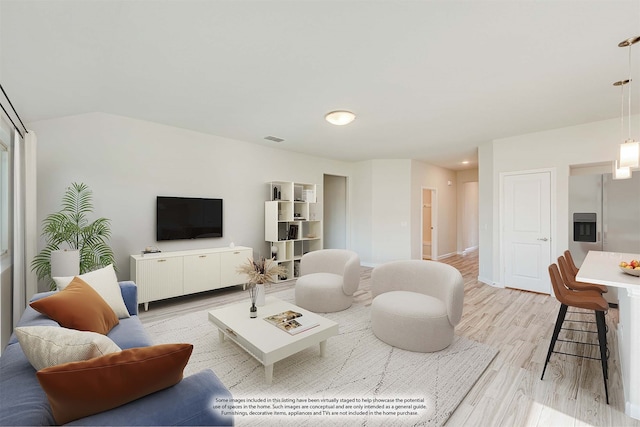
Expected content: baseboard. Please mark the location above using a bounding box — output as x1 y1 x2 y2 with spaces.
478 276 502 288
436 252 457 260
463 246 479 255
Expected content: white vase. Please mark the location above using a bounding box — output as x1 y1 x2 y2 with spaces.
256 283 265 307
255 283 266 307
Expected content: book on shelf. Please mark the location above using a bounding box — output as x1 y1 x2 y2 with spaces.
263 310 319 335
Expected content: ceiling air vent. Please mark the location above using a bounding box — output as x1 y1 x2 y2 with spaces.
264 136 284 143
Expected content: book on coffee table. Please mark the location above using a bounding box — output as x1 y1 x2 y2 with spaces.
264 310 319 335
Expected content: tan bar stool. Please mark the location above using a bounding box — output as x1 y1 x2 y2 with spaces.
564 250 580 276
541 263 609 404
558 255 608 294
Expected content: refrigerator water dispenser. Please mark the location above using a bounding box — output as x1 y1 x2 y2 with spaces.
573 213 597 243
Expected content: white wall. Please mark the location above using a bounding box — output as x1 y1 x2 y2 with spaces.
371 159 412 264
350 161 373 264
479 114 639 286
461 181 479 251
349 159 459 266
28 112 354 287
478 142 494 284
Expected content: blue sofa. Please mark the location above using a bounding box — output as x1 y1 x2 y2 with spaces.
0 281 233 426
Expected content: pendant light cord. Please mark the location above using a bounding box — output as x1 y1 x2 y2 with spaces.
621 82 625 142
628 45 632 140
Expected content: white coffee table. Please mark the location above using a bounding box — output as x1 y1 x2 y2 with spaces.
207 296 339 384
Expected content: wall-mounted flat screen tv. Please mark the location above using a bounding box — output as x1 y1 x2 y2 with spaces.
156 196 223 241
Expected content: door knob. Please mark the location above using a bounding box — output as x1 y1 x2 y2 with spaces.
537 237 549 241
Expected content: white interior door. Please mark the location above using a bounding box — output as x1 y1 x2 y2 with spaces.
503 171 552 294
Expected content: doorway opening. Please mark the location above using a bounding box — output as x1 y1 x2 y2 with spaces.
421 188 437 260
323 174 348 249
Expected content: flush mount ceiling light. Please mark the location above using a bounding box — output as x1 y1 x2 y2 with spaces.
325 110 356 126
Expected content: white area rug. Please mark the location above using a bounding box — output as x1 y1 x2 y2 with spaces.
145 289 497 426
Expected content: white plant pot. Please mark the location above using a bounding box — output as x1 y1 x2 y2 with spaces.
50 249 80 279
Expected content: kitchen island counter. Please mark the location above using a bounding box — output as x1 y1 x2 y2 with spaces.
577 250 640 420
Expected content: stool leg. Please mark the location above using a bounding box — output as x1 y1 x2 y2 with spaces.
541 304 568 380
595 310 609 404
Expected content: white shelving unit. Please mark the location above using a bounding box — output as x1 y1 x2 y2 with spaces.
266 181 322 282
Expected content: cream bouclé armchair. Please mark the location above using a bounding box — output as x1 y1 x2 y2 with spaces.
294 249 361 313
371 260 464 352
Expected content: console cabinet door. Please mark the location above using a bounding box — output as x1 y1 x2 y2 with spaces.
183 253 221 294
220 248 253 286
137 257 184 303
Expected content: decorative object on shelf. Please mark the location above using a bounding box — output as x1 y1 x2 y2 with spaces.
142 246 161 255
237 256 287 307
288 224 299 240
31 182 116 290
271 245 278 260
272 186 281 200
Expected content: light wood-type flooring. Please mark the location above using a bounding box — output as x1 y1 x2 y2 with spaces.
139 250 639 426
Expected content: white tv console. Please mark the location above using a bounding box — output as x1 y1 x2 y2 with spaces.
130 246 253 311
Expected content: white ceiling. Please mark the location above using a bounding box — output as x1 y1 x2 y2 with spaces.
1 0 639 170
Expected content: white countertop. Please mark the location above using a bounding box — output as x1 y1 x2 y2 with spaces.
576 251 640 289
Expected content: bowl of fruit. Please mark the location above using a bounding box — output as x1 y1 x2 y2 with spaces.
619 260 640 276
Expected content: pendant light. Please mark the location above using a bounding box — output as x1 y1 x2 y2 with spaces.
617 36 640 168
613 160 632 179
613 79 633 179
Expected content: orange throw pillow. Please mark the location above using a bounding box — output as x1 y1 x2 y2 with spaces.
36 343 193 425
30 276 119 335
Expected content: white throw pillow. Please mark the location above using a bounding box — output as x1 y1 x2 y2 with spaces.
15 326 122 371
53 264 130 318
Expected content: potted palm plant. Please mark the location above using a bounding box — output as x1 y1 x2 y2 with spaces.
31 182 116 290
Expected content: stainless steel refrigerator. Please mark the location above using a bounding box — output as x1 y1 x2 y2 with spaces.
568 172 640 304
